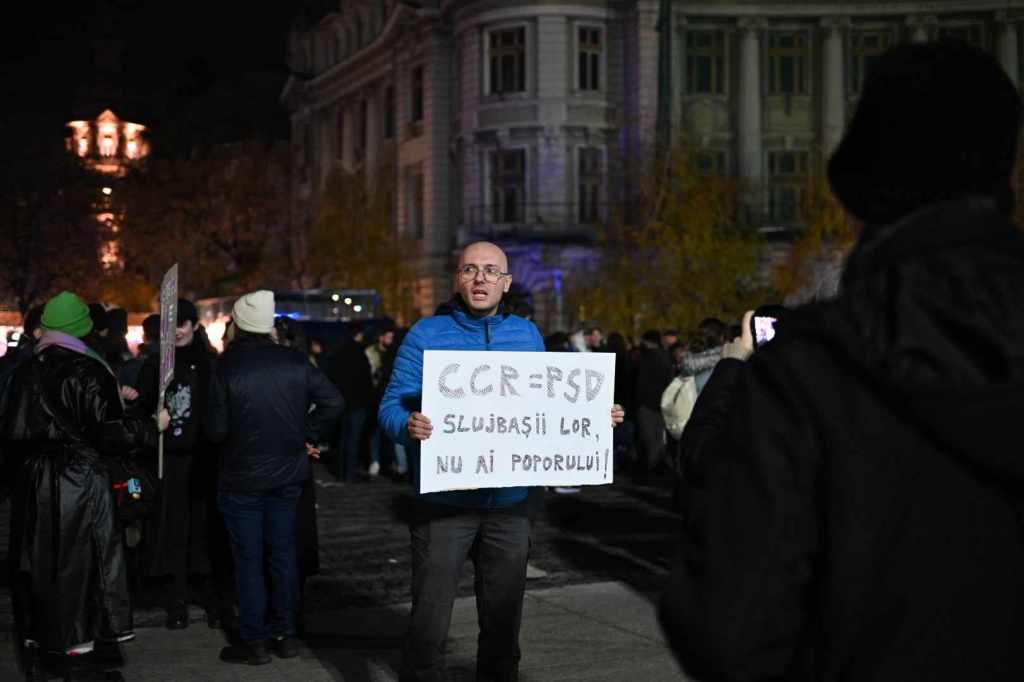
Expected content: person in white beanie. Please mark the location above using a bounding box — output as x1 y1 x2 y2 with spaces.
208 290 344 665
231 290 276 335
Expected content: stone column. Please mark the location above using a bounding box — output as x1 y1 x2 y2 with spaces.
737 18 764 219
342 104 354 172
821 18 847 156
998 13 1020 85
906 15 936 43
365 91 379 181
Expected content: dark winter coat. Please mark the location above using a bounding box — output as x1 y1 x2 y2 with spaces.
322 338 374 410
634 345 673 411
136 339 215 577
661 197 1024 681
0 335 157 651
208 334 344 492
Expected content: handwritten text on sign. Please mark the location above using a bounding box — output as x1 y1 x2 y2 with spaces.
420 351 615 493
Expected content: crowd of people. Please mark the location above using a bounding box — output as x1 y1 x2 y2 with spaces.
3 38 1024 682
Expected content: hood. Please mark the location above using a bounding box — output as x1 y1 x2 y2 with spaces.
781 197 1024 483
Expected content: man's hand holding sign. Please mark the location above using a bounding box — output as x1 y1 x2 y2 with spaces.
415 351 622 493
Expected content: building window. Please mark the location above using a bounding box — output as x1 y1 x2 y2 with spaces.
488 27 527 95
767 151 808 223
850 30 892 94
407 166 425 238
384 86 396 139
939 24 984 48
578 27 602 91
490 149 526 223
77 136 89 157
686 30 726 94
411 66 424 124
100 134 116 157
578 148 602 223
767 32 809 95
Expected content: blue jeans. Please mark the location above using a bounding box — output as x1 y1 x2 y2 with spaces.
218 484 302 642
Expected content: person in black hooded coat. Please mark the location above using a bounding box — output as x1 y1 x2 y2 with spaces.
135 299 222 630
660 41 1024 682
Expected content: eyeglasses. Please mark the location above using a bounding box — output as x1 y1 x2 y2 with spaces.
457 264 508 284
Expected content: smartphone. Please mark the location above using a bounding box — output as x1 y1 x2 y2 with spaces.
750 305 787 350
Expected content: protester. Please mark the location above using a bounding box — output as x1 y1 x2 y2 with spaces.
117 314 160 390
379 241 623 682
1 291 169 681
661 40 1024 681
365 321 396 476
679 317 729 394
633 329 673 473
606 332 636 471
0 305 43 380
322 325 374 481
208 290 343 665
136 299 219 630
105 308 133 369
570 322 603 353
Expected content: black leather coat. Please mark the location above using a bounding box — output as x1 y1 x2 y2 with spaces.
208 335 344 492
1 343 157 651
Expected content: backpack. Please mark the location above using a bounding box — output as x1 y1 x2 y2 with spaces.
661 375 697 441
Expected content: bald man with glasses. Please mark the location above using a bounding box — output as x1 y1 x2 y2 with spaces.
380 241 623 682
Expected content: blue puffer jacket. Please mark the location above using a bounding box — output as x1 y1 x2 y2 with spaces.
379 299 545 508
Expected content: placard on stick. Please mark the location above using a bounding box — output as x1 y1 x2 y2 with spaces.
420 350 615 493
157 264 178 479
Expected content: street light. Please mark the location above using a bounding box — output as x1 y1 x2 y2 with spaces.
353 305 363 313
331 293 340 302
344 297 353 305
101 187 113 196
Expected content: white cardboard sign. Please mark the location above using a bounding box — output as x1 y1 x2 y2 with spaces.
420 350 616 493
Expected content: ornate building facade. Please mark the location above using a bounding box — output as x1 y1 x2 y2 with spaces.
284 0 1024 328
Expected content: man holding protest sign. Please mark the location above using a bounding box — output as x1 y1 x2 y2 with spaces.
379 241 624 682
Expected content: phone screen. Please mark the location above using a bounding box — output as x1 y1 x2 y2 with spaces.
753 316 778 348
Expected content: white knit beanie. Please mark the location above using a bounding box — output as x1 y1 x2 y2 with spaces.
232 290 276 334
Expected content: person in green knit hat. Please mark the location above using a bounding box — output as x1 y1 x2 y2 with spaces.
1 290 170 681
40 291 95 339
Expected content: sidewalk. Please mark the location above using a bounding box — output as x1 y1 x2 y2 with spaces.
0 581 688 681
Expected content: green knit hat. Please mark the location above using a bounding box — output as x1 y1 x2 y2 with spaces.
41 291 94 339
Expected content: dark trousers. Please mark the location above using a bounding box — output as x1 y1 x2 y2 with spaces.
340 408 368 481
217 483 302 642
636 406 667 472
401 501 531 682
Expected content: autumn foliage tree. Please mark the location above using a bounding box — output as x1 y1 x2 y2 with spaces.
568 143 764 337
0 131 106 314
770 173 857 306
116 140 292 304
308 162 419 323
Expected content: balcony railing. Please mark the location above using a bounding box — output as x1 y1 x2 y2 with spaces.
463 202 627 242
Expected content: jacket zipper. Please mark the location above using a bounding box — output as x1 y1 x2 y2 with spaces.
485 320 491 349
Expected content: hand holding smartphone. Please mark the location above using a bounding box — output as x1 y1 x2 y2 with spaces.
750 305 788 351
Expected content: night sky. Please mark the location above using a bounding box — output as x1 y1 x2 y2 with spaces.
1 0 302 157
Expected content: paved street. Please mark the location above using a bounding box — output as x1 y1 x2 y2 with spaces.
0 463 690 680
